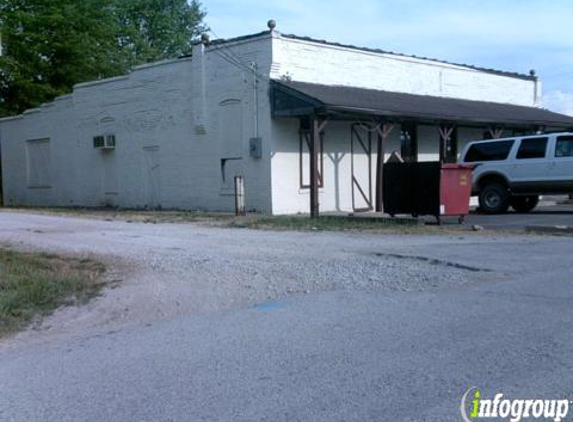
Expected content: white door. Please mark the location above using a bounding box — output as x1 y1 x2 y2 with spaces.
549 135 573 189
507 137 550 192
143 146 161 208
103 153 118 206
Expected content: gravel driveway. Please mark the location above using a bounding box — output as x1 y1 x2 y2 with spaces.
0 210 558 346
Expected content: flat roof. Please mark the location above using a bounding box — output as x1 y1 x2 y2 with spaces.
208 30 536 81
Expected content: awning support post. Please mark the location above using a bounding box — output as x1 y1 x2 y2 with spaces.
375 123 394 212
310 117 328 218
438 124 456 162
487 126 505 139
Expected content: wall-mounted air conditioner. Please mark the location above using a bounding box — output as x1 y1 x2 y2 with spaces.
93 134 116 150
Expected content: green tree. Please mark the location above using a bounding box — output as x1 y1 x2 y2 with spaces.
117 0 206 66
0 0 126 116
0 0 206 117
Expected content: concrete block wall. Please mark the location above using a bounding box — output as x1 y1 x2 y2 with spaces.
0 95 81 207
0 35 275 213
192 35 274 213
1 59 199 209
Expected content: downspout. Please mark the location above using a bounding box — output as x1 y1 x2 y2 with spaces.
192 37 209 135
250 62 259 138
530 69 542 107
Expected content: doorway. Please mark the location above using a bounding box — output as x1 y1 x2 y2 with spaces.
400 123 418 162
143 146 161 209
351 124 373 212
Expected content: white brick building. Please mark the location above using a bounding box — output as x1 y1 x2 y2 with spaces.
1 28 572 214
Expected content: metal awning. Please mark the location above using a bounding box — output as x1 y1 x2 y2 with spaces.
270 80 573 130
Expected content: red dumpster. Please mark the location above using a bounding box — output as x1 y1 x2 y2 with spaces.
439 164 474 223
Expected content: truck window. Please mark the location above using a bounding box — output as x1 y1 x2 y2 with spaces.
516 137 548 159
555 136 573 157
464 140 514 162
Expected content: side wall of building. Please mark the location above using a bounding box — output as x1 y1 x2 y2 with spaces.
192 36 274 213
0 36 275 212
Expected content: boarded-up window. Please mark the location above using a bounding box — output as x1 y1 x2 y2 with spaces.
219 99 243 158
143 146 161 208
26 139 51 188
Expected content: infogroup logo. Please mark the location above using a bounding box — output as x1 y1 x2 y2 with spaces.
461 387 570 422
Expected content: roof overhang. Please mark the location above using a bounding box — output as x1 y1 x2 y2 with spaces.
270 80 573 130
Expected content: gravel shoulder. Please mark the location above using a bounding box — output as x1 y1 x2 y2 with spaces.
0 210 566 349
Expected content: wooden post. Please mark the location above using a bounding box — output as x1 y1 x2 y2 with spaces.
234 176 245 216
375 123 394 212
310 117 327 218
310 119 319 218
438 124 455 162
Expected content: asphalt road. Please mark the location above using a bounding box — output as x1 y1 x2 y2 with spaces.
426 204 573 231
465 204 573 230
1 212 573 421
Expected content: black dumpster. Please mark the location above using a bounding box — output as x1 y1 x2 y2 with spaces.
383 162 441 218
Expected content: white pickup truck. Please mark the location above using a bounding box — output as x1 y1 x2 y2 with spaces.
459 132 573 213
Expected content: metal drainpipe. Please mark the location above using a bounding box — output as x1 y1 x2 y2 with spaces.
250 62 259 138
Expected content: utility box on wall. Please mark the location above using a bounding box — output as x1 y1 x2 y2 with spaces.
249 137 262 159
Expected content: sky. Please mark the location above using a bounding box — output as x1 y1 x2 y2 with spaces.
202 0 573 115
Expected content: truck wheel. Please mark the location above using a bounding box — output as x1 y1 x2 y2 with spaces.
478 182 509 214
510 195 539 213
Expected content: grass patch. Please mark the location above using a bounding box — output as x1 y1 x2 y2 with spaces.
233 214 440 234
4 207 494 235
4 207 235 225
0 248 106 337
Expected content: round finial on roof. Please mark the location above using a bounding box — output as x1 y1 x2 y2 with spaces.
529 69 536 77
201 33 210 45
267 20 277 31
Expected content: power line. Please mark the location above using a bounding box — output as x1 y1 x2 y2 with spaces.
206 28 270 82
209 47 251 73
208 28 253 70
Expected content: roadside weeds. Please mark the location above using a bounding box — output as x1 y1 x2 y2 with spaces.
0 247 106 337
4 206 570 237
3 207 483 235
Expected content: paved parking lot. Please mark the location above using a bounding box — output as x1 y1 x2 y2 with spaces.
459 204 573 231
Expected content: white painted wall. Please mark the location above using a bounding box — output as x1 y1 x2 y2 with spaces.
271 119 381 214
271 34 537 107
270 121 438 215
267 34 538 214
